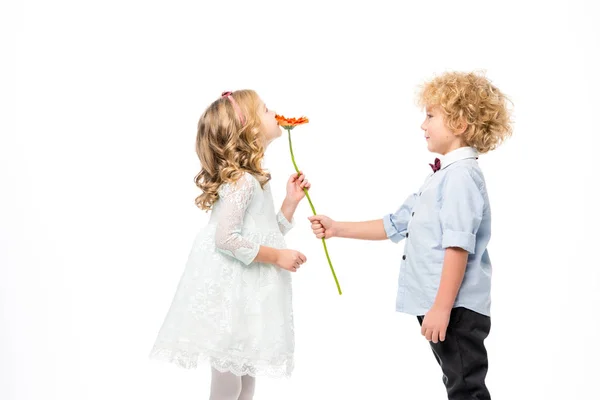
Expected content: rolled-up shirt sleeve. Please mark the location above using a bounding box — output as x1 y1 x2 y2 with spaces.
383 193 418 243
439 169 484 254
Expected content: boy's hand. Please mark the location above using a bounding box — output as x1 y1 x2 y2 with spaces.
421 306 451 343
308 215 337 239
285 172 310 204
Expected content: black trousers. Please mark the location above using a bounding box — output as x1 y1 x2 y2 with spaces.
417 307 491 400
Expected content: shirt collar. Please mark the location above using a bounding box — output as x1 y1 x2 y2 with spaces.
440 146 479 170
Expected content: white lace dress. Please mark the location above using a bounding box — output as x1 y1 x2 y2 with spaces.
149 172 295 378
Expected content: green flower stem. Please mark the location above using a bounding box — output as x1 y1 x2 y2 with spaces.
286 128 342 295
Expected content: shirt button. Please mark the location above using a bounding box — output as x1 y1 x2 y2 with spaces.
402 255 406 260
406 232 409 238
412 212 414 216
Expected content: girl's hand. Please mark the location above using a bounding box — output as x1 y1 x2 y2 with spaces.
308 215 337 239
285 172 311 204
421 306 451 343
275 249 307 272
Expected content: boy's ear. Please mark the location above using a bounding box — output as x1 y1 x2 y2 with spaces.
455 119 468 135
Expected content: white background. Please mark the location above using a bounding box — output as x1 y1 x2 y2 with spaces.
3 0 600 399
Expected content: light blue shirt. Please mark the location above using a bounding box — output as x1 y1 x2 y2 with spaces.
383 147 492 317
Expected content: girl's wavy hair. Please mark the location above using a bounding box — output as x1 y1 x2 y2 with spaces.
194 90 270 211
418 71 514 153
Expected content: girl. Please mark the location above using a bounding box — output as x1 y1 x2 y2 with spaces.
309 72 513 399
150 90 311 400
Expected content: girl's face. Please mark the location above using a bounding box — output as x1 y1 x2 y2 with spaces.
421 105 465 155
258 99 282 145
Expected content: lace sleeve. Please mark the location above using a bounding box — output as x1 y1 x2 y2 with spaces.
276 210 294 235
214 173 260 265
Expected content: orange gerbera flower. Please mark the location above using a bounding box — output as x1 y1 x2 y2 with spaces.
276 112 342 295
275 114 309 128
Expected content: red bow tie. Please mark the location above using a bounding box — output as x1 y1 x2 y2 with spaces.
429 158 441 172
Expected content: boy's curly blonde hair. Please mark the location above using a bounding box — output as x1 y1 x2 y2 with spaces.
418 71 513 153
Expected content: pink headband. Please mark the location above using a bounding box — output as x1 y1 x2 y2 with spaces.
221 91 245 125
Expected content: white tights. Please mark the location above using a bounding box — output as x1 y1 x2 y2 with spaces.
209 368 256 400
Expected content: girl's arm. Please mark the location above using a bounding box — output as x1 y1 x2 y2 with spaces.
278 197 298 232
214 173 261 265
276 172 311 235
215 173 305 271
254 245 306 272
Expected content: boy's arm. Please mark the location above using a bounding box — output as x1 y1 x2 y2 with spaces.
327 219 388 241
431 248 469 310
382 193 419 243
436 168 485 303
421 169 485 343
421 248 469 343
309 192 418 242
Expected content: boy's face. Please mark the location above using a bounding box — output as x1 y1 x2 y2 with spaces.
421 105 465 155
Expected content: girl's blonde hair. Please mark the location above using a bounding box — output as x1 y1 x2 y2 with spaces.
418 71 513 153
194 90 270 210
